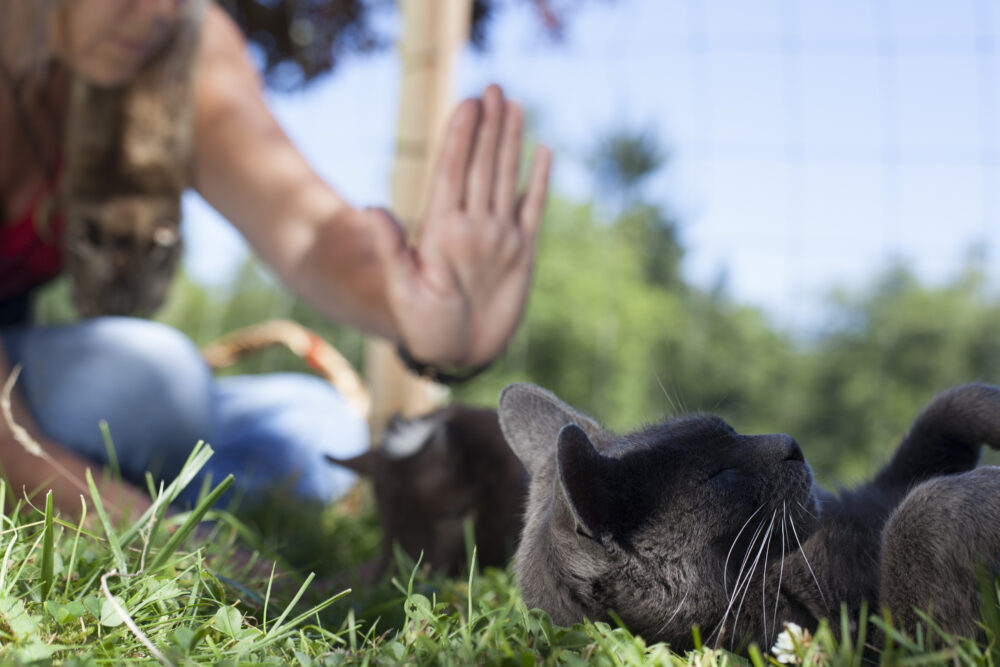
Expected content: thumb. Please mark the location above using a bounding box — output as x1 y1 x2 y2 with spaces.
367 207 418 295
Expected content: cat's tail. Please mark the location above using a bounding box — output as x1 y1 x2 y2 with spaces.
875 383 1000 489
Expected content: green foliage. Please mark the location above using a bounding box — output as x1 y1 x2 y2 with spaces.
590 127 667 202
51 183 996 487
454 194 800 445
455 201 1000 484
782 261 1000 481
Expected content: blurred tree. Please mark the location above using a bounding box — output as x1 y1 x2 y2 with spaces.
785 260 1000 482
591 128 683 288
131 241 1000 485
449 129 1000 485
216 0 608 90
451 193 798 442
31 113 989 489
591 127 666 206
616 203 684 289
154 259 367 379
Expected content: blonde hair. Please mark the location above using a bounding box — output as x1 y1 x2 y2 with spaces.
0 0 62 79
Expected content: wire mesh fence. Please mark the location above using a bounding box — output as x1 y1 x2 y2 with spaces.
139 0 1000 479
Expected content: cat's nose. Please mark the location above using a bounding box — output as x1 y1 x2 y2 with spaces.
777 434 804 463
748 433 805 464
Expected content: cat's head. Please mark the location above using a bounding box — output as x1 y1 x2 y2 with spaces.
327 405 526 579
64 194 182 317
498 383 818 648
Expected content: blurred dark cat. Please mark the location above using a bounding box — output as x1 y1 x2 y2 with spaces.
327 405 527 579
498 382 1000 651
61 0 201 318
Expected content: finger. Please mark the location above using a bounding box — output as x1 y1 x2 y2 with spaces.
464 84 505 215
516 145 552 238
426 99 480 215
494 100 523 220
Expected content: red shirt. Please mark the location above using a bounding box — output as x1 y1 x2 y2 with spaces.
0 181 65 301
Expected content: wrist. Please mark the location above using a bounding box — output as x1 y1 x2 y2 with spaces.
395 343 495 385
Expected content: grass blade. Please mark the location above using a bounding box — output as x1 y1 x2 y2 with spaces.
977 568 1000 666
147 474 234 573
265 572 315 639
63 495 87 597
85 468 128 575
99 420 121 480
256 587 352 649
119 441 214 549
41 490 54 600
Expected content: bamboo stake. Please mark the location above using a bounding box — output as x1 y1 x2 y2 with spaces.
364 0 472 437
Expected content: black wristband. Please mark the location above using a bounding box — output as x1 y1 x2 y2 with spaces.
396 344 495 385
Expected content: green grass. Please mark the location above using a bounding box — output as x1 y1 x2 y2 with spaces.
0 449 996 665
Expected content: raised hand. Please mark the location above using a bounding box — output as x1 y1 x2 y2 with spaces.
370 84 552 369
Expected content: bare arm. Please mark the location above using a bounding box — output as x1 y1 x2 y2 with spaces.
192 7 551 368
192 7 396 338
0 348 152 522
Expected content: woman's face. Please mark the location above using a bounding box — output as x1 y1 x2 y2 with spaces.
49 0 184 87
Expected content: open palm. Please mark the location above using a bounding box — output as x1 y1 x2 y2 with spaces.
371 85 552 369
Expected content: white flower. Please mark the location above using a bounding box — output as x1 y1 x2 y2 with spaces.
771 622 811 664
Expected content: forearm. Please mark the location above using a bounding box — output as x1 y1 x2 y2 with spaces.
0 350 152 522
0 431 153 523
191 10 549 368
266 200 400 341
190 8 399 340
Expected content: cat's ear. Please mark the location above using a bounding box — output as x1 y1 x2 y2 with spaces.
325 451 379 476
557 424 615 539
498 383 605 478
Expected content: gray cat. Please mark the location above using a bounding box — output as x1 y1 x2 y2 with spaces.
498 382 1000 652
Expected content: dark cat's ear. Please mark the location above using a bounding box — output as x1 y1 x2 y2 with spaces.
498 383 605 479
325 451 380 476
557 424 615 539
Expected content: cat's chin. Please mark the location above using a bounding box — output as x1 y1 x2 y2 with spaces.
755 462 820 552
777 459 816 502
778 468 821 542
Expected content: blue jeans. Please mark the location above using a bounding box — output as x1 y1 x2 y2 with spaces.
0 317 368 509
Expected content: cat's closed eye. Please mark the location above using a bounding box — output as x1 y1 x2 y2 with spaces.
707 467 744 483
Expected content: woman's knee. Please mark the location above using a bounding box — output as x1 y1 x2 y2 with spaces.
207 373 370 505
8 317 213 475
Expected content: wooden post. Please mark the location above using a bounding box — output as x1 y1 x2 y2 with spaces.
364 0 473 437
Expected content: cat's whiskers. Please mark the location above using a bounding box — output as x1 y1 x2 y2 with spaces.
710 510 774 648
760 508 777 645
762 503 791 647
655 584 691 640
729 515 769 608
795 499 818 521
789 513 827 606
731 510 777 650
770 502 788 647
709 513 769 646
652 368 680 417
723 504 766 598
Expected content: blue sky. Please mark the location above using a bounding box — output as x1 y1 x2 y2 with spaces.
182 0 1000 332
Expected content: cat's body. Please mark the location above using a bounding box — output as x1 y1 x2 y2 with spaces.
61 0 202 317
498 382 1000 651
328 405 527 579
